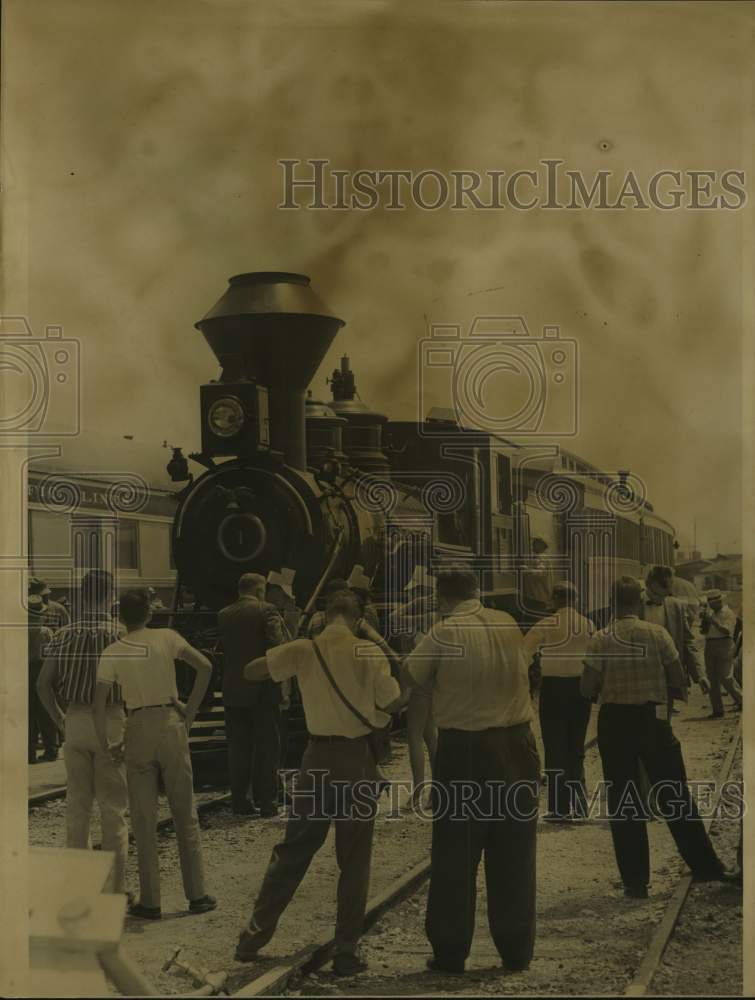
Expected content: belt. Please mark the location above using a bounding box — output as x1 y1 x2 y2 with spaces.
439 722 531 736
128 703 174 714
308 734 366 743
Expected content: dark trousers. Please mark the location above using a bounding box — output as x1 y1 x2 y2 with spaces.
705 639 742 716
225 688 281 809
517 600 550 634
539 676 591 817
277 709 290 769
245 737 377 954
28 661 58 760
597 703 722 889
426 724 540 969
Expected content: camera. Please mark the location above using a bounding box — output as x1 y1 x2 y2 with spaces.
0 318 80 435
418 316 578 438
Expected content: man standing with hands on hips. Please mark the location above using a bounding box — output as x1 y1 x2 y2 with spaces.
94 588 217 920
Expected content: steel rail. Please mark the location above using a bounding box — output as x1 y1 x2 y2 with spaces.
624 717 742 997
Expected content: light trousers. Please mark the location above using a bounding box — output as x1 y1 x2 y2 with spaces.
63 704 128 894
705 638 742 716
125 706 206 909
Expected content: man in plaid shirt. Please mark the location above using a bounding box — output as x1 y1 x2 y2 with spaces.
582 577 733 898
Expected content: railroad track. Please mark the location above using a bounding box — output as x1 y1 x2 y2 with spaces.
30 719 738 996
29 783 234 839
28 784 68 808
225 722 739 998
624 716 742 997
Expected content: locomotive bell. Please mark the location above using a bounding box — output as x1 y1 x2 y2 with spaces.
196 272 344 470
305 390 347 472
328 355 390 474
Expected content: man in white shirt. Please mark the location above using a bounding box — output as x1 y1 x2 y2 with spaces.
700 590 742 717
235 590 404 977
404 568 538 976
523 581 593 821
94 589 217 920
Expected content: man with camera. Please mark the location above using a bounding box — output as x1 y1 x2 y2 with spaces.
236 589 404 977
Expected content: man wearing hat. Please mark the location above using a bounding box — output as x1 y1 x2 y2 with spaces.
147 586 166 612
346 565 380 632
266 568 300 638
387 565 437 652
700 590 742 718
29 577 70 632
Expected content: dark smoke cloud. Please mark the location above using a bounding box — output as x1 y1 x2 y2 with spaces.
4 0 747 554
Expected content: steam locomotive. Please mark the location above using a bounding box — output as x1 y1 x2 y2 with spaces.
163 271 677 769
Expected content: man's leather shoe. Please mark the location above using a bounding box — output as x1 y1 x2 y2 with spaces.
624 884 649 899
128 900 162 920
426 956 465 974
189 894 217 914
235 929 261 963
693 868 741 884
502 960 530 973
232 802 260 817
259 803 279 818
332 952 367 976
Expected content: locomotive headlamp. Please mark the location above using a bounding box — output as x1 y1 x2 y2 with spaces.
207 396 246 438
200 381 270 458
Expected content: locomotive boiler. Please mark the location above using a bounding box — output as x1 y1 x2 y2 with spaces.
170 271 388 615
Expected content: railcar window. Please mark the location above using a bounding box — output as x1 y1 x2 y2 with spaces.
496 526 513 569
437 510 470 547
29 510 70 567
496 455 512 514
616 516 639 562
118 519 139 570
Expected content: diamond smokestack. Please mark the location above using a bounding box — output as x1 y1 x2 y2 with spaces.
195 272 345 470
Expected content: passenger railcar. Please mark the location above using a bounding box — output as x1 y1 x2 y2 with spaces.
25 271 677 778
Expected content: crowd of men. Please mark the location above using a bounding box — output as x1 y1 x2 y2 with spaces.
29 556 743 978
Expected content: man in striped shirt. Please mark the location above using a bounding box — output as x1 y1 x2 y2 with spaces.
36 569 129 895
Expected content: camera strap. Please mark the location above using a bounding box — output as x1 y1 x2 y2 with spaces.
311 638 380 734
